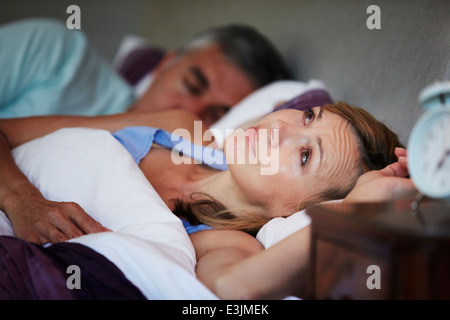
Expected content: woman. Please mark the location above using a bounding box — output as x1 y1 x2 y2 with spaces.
0 101 415 299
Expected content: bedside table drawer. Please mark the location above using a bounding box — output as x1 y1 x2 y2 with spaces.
306 200 450 300
312 238 391 299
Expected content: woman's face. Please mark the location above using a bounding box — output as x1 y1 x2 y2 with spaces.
224 107 362 217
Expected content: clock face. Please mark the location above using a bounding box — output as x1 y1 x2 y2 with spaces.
408 108 450 198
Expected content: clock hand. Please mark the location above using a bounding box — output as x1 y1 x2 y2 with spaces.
435 116 450 172
435 148 450 172
445 120 450 149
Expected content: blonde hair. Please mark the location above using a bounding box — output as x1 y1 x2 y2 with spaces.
171 193 270 235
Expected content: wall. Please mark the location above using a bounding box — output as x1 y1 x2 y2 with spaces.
1 0 449 144
139 0 450 144
0 0 147 61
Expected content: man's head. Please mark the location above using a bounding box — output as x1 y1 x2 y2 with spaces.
132 24 292 126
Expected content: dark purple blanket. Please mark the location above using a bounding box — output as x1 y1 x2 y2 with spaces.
0 236 146 300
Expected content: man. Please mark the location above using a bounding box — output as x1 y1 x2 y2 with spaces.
0 19 292 126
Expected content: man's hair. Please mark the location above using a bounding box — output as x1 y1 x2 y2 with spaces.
176 24 293 88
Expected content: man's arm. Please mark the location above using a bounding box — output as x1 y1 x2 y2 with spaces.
0 109 205 148
0 109 204 244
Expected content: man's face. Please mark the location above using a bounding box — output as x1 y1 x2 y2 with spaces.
134 45 256 126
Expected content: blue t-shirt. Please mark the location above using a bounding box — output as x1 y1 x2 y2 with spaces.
0 19 134 118
112 126 228 171
112 126 226 234
181 219 213 234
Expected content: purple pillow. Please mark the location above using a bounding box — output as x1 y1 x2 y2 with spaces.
116 45 166 86
274 88 333 112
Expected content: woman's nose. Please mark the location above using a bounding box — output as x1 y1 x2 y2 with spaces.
270 119 295 147
270 119 306 147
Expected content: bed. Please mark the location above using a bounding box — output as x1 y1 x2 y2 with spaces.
1 0 448 300
0 82 326 299
0 18 334 298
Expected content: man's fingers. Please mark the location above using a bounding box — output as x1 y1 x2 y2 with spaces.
45 202 107 242
64 202 107 234
33 219 70 244
46 228 70 243
8 195 108 244
46 207 85 239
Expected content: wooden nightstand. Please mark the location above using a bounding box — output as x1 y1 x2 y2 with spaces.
305 200 450 299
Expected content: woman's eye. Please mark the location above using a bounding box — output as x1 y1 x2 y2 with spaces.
304 109 315 125
300 148 311 167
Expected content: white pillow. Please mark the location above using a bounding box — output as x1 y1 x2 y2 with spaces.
10 128 189 244
210 79 328 148
255 199 343 248
256 210 311 248
1 128 218 299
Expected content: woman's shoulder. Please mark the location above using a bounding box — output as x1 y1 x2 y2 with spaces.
189 229 264 260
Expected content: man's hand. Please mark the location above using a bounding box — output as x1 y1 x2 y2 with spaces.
5 188 108 245
345 148 418 203
0 124 109 245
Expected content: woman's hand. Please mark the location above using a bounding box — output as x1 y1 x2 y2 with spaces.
344 148 418 203
4 185 108 245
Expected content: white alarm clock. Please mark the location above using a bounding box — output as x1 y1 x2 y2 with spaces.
407 81 450 200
